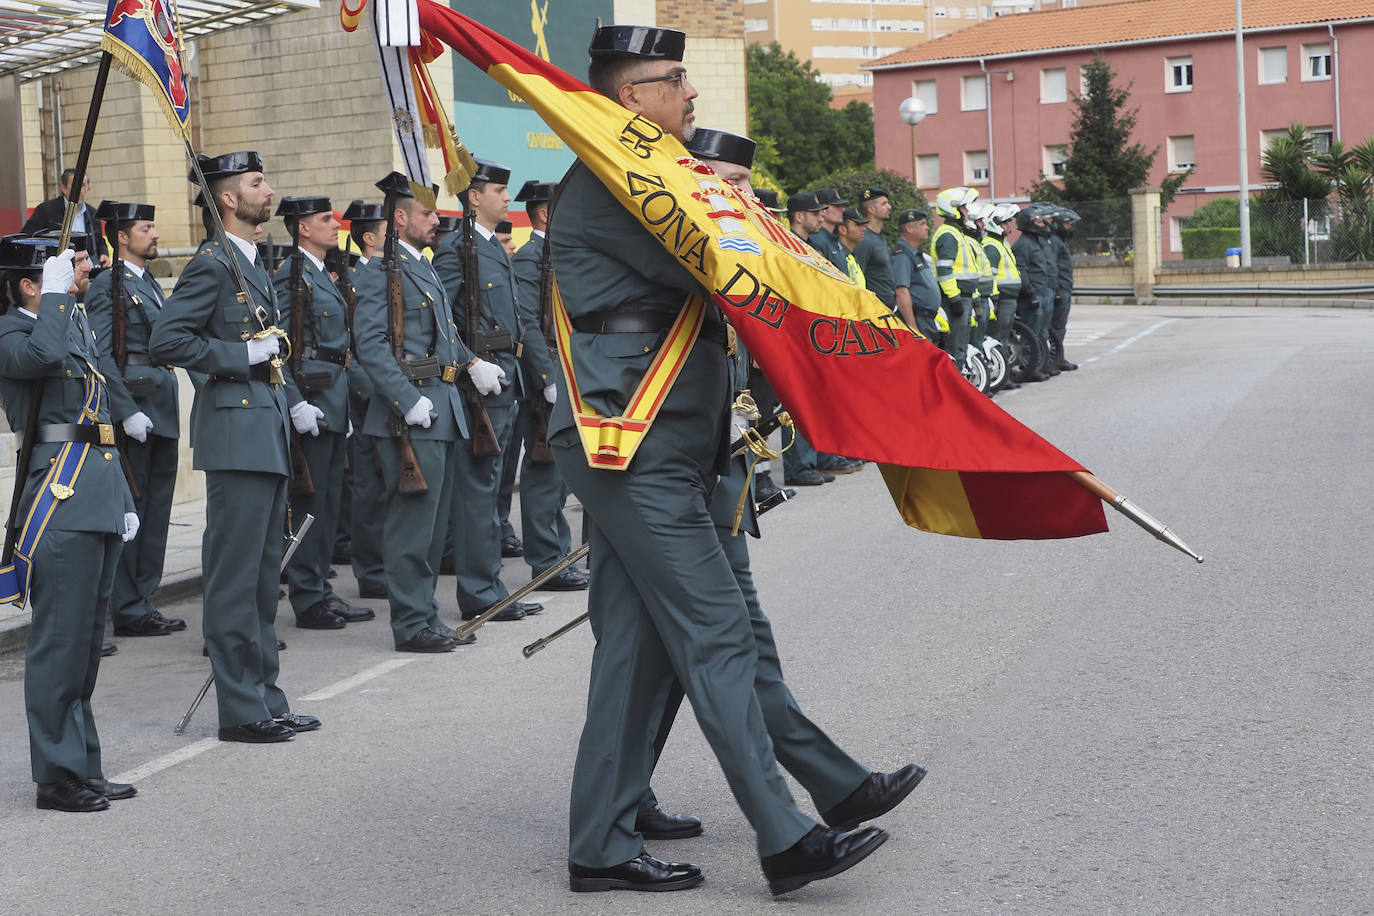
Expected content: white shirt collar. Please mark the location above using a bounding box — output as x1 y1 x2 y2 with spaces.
225 231 258 264
298 247 324 272
398 239 426 262
357 255 370 266
532 229 546 240
473 221 494 242
19 307 37 320
125 261 146 279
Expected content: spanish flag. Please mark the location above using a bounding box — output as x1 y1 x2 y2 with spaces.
411 0 1108 541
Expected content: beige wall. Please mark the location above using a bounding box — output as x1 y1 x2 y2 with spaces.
658 0 747 135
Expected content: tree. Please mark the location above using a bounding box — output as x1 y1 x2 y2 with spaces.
812 165 924 246
746 42 874 191
1026 55 1188 254
1255 125 1333 263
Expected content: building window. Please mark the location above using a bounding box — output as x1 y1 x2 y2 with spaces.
1309 126 1333 154
964 7 976 17
1302 43 1331 80
1043 145 1069 178
949 6 960 16
934 6 947 17
1259 128 1288 151
1166 56 1193 92
1040 67 1066 104
1167 135 1196 171
916 154 940 188
1169 215 1187 254
964 150 989 184
914 78 938 114
1258 46 1287 84
744 18 769 32
961 73 986 110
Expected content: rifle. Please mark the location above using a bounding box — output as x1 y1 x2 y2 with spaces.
377 173 428 495
284 230 315 498
525 234 554 464
98 202 142 502
460 206 502 457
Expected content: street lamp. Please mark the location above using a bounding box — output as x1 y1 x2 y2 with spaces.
899 96 927 187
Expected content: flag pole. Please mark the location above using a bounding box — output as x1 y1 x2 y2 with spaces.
55 51 115 253
1069 471 1204 563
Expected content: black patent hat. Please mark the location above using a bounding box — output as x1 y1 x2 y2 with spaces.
0 232 85 271
375 171 437 202
190 150 263 183
495 220 513 234
754 188 784 213
275 196 333 219
95 200 155 223
471 158 512 186
514 180 556 204
589 24 685 61
342 200 385 222
435 215 460 233
686 129 756 169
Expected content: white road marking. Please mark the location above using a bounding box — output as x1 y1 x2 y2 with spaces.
1082 318 1177 363
110 738 218 785
298 657 415 702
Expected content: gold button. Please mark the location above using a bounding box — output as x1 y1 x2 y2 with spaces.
242 316 249 323
393 400 400 406
104 453 113 461
643 346 652 353
241 398 248 405
66 369 71 376
422 302 429 308
58 304 66 312
49 458 56 465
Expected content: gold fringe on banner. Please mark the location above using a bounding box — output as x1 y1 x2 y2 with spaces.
100 36 190 141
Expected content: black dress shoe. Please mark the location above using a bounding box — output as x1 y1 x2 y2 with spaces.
324 597 375 622
785 469 828 487
536 568 589 591
277 639 287 651
149 609 187 632
753 472 783 503
635 804 703 840
462 599 542 621
358 584 388 599
500 534 524 558
218 719 295 743
433 622 477 645
274 712 321 733
568 853 704 893
1059 360 1078 371
396 627 457 653
83 777 137 800
760 824 888 897
326 566 338 578
37 774 110 812
296 600 347 630
821 763 928 830
101 642 117 657
113 613 171 637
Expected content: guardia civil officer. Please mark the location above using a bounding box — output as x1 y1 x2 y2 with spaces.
931 186 980 363
891 207 940 339
432 159 541 622
148 152 319 742
983 203 1023 389
855 187 896 308
550 23 889 897
501 178 586 590
1049 207 1079 371
352 175 502 652
632 127 926 849
0 233 137 810
809 187 849 274
85 201 187 637
339 200 388 599
1010 204 1054 382
272 196 375 630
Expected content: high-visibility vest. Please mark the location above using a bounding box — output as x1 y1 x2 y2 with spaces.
930 221 978 298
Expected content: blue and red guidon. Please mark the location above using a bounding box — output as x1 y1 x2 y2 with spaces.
102 0 191 137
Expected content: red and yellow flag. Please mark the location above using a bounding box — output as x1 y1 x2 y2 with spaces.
411 0 1107 540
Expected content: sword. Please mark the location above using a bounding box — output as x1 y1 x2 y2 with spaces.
173 513 315 736
455 543 590 641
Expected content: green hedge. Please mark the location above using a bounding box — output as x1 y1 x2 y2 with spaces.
1181 227 1242 259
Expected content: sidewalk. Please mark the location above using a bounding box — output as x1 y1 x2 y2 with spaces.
0 498 207 654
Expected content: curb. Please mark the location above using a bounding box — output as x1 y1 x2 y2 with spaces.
0 572 203 656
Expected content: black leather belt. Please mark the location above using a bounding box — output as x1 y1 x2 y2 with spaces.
300 346 349 367
572 310 727 349
124 354 172 369
39 423 116 446
209 363 272 383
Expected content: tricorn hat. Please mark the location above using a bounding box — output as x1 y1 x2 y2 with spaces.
514 180 556 204
588 24 685 61
190 150 263 184
95 200 155 224
342 200 385 222
754 188 785 213
275 196 333 220
470 158 512 186
686 128 756 169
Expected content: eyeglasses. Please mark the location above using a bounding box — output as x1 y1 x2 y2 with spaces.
629 69 689 91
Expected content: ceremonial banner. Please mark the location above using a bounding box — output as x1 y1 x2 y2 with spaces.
102 0 191 138
407 0 1108 541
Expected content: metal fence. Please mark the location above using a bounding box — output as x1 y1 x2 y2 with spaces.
1056 197 1135 259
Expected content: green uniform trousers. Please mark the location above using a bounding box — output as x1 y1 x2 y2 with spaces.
203 470 289 728
285 429 347 616
376 437 455 644
499 400 573 576
450 400 516 613
109 434 177 626
26 530 121 783
348 418 387 594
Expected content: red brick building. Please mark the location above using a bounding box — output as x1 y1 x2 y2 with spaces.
866 0 1374 255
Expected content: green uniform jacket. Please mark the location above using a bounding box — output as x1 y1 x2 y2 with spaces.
345 259 376 406
855 228 896 307
808 227 849 274
511 232 556 392
352 244 473 441
0 294 134 532
1050 232 1074 294
86 264 180 438
1011 232 1052 298
148 238 290 475
273 251 350 432
432 226 525 407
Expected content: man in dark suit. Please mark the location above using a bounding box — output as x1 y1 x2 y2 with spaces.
22 169 110 265
85 201 187 638
149 151 319 743
0 233 136 811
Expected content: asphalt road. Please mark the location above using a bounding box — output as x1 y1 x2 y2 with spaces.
1 305 1371 915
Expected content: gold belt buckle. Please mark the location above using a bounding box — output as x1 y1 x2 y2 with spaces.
441 365 458 383
98 423 115 446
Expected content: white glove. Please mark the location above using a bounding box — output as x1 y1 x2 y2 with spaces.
347 417 354 438
41 250 76 296
404 395 435 428
467 358 506 397
543 383 557 405
289 400 325 437
122 411 154 443
730 407 753 444
122 512 140 543
246 335 280 365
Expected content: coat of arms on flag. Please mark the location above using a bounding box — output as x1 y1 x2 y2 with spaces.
102 0 191 137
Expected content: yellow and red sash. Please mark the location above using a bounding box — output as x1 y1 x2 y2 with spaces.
551 281 704 471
